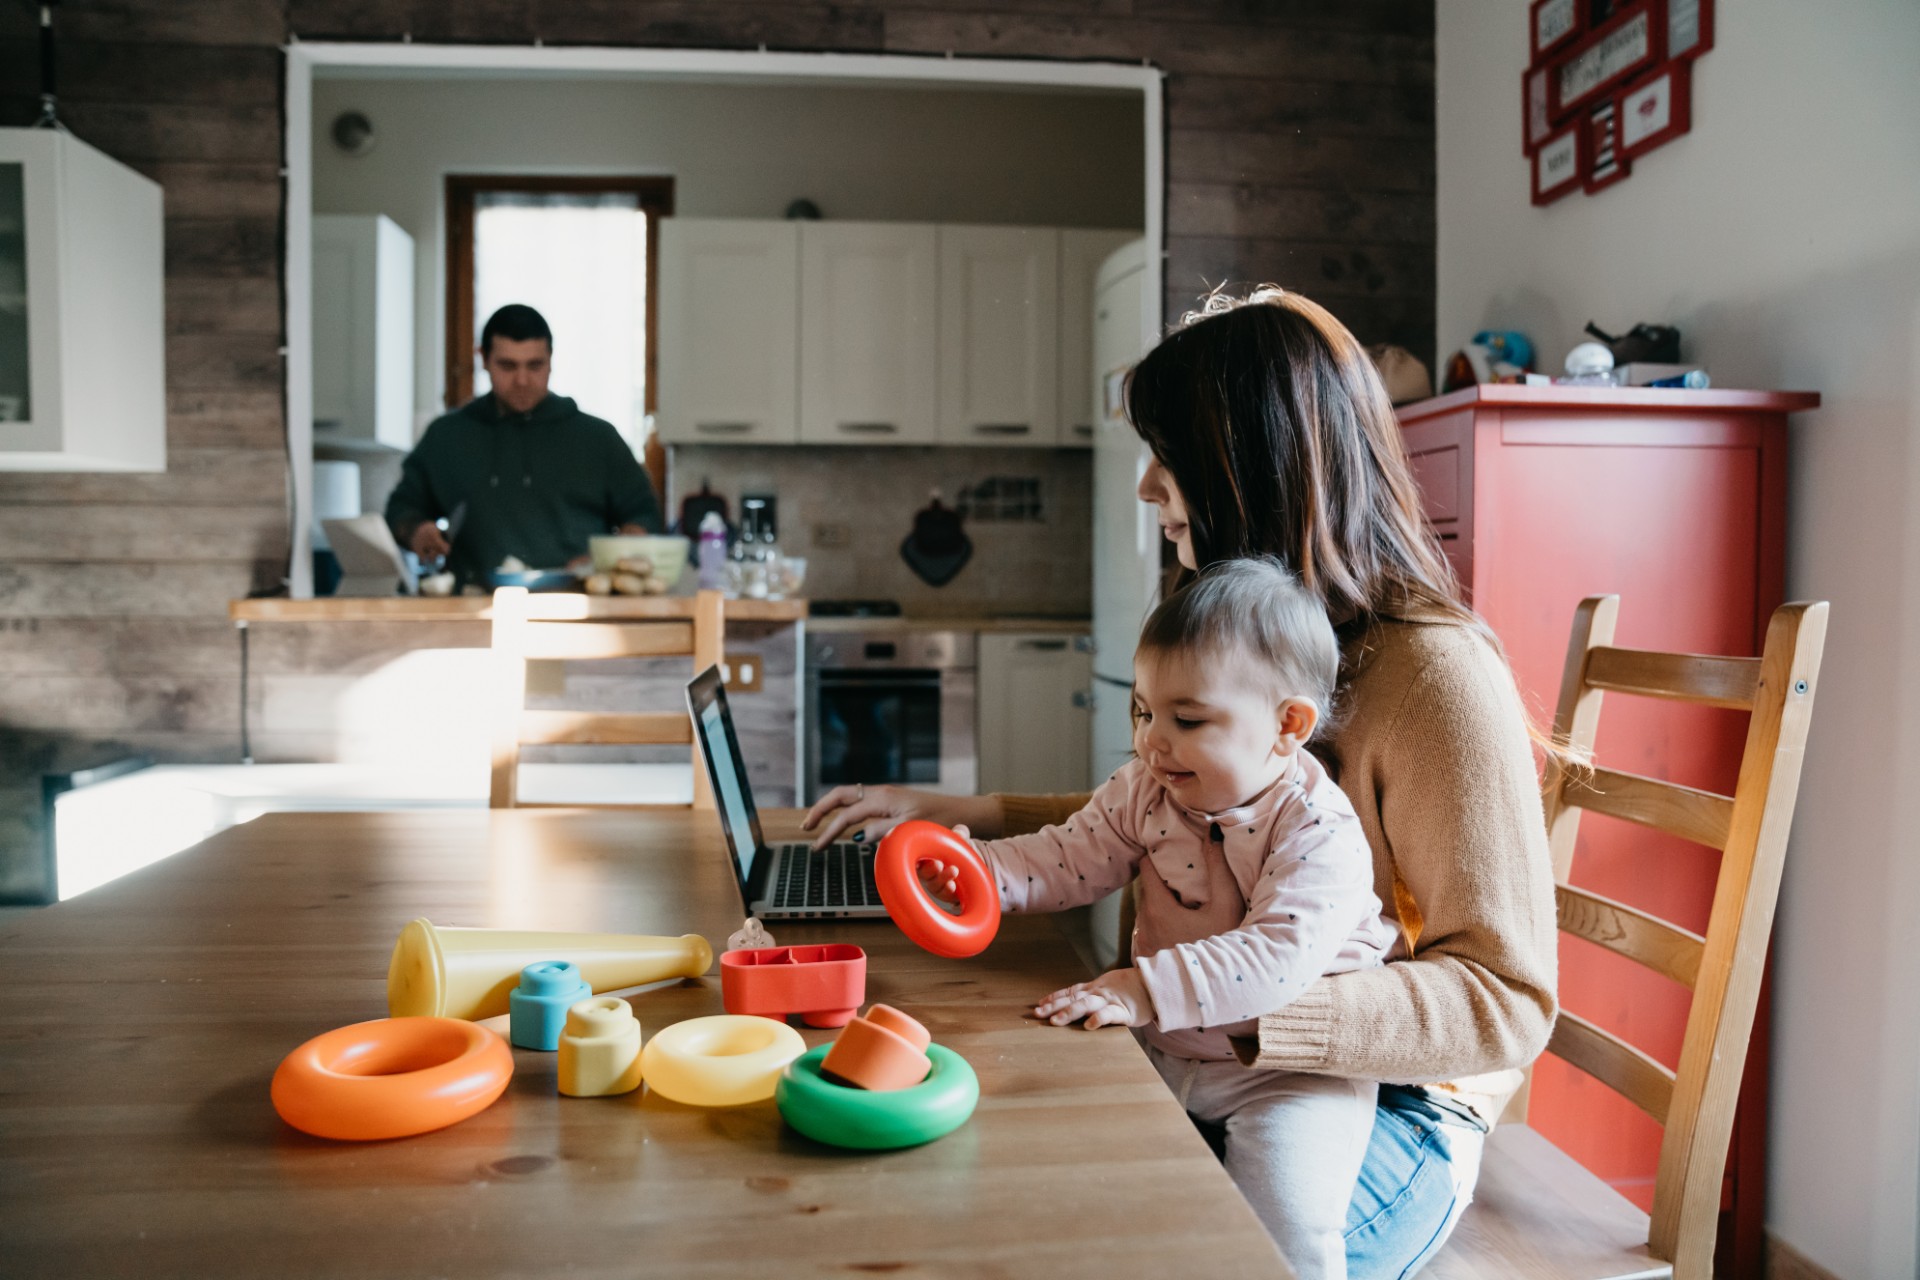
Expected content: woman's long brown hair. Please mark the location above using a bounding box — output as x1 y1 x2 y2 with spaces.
1125 287 1477 637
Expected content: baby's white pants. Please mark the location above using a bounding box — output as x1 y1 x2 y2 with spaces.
1146 1043 1377 1280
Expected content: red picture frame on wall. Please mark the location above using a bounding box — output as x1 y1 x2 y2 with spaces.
1617 59 1693 160
1532 120 1583 205
1582 97 1631 193
1530 0 1586 64
1548 0 1666 119
1662 0 1715 60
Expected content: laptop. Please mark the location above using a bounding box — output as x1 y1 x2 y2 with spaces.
686 665 888 920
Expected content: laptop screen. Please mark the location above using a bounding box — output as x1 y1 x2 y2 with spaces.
686 665 767 909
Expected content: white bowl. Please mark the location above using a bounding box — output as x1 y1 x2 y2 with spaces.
589 535 690 585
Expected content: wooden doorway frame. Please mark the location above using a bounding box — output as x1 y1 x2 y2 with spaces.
443 174 676 411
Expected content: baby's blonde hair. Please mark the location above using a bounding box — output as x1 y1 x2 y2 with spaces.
1135 556 1339 735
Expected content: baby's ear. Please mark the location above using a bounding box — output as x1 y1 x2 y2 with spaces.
1274 697 1319 751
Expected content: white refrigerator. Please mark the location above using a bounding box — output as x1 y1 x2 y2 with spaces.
1088 238 1160 785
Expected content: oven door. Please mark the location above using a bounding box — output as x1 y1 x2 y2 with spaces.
806 667 976 803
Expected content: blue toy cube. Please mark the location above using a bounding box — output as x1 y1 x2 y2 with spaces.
509 960 592 1051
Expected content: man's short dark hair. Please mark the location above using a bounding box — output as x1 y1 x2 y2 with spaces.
480 304 553 356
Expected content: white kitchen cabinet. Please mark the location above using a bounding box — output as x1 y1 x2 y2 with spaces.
799 222 937 446
657 219 799 444
0 128 164 471
1058 229 1138 447
936 226 1060 447
312 214 415 451
977 632 1093 795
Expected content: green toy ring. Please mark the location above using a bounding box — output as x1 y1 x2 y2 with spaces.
776 1043 979 1150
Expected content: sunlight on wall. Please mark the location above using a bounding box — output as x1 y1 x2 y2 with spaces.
332 648 499 772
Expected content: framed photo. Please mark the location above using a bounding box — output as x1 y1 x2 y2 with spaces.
1663 0 1715 60
1532 121 1583 205
1549 0 1665 118
1618 60 1693 159
1530 0 1585 63
1523 64 1555 153
1582 97 1631 193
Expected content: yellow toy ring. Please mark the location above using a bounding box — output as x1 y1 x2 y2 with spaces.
640 1014 806 1106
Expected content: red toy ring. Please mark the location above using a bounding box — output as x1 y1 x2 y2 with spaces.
874 821 1001 958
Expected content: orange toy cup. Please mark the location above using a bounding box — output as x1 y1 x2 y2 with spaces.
271 1016 514 1141
820 1003 934 1091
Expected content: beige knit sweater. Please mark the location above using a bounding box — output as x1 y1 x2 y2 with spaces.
998 619 1559 1120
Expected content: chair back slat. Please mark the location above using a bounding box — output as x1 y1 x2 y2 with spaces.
1561 766 1734 850
518 710 692 747
1548 1012 1676 1124
1648 602 1827 1273
489 586 725 811
1556 884 1704 989
1583 647 1760 710
520 620 695 660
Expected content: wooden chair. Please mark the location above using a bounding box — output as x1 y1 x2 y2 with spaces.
1429 595 1828 1280
488 586 725 811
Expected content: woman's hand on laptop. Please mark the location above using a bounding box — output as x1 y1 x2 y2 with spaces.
801 786 1007 851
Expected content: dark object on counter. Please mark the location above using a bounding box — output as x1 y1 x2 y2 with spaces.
676 480 730 545
1585 321 1681 365
810 600 904 618
785 198 823 220
899 496 972 588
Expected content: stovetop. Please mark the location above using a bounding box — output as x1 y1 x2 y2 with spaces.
808 599 903 618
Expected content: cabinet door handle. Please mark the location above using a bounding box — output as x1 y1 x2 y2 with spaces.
1071 423 1094 438
695 421 755 435
970 423 1031 436
836 421 899 435
1019 638 1068 652
1071 690 1093 709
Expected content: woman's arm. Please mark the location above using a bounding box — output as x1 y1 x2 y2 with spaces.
1240 629 1559 1083
800 787 1092 850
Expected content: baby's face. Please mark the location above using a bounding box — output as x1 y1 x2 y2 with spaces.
1131 647 1291 813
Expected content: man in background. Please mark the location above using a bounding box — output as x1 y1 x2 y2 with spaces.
386 303 662 586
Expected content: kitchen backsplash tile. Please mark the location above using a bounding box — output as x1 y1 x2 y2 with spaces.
668 445 1092 618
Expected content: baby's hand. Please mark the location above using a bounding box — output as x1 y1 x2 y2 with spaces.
913 825 971 907
1031 967 1154 1030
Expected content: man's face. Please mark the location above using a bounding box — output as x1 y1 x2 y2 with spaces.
482 336 552 415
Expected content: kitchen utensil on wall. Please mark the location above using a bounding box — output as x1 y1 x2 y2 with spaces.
676 479 730 543
899 492 972 587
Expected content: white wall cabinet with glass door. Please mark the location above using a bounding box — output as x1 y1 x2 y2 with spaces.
799 222 937 446
976 632 1094 795
936 226 1060 447
656 219 799 444
0 128 164 471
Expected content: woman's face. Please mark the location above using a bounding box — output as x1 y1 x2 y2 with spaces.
1137 456 1197 570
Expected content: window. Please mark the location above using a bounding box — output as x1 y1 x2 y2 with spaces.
444 175 674 448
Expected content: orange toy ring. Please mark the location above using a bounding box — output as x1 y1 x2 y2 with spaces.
271 1016 514 1141
874 821 1001 959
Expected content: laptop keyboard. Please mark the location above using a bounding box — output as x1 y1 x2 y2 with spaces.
771 842 878 911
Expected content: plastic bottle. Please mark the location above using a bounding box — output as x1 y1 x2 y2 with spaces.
697 511 729 591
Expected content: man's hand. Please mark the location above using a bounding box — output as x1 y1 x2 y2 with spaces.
409 521 450 561
1031 966 1155 1030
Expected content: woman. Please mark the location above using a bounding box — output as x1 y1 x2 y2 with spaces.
804 288 1557 1277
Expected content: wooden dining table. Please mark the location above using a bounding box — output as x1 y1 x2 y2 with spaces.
0 807 1290 1278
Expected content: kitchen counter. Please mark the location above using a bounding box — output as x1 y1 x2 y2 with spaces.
229 595 808 623
806 614 1089 634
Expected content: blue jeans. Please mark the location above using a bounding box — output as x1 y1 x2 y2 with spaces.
1344 1086 1480 1279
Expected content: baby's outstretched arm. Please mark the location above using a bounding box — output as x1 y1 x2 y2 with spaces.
1031 967 1155 1030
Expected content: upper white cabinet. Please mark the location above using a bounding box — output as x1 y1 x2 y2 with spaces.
0 128 164 472
799 222 937 446
657 219 799 445
936 226 1059 447
312 214 415 451
1058 229 1139 447
977 632 1093 794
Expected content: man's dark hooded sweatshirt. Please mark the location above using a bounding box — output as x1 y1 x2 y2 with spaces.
386 392 663 586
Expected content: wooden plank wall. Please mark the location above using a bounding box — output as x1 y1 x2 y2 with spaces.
0 0 1433 901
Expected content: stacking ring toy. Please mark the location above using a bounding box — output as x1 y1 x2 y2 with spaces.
777 1043 979 1149
271 1017 513 1141
874 820 1001 959
821 1004 933 1092
639 1014 806 1107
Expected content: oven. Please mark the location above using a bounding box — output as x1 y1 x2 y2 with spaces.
804 630 976 803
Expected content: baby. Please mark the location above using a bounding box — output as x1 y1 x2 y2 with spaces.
926 557 1397 1280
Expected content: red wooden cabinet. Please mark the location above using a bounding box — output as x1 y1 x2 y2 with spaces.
1396 384 1819 1279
